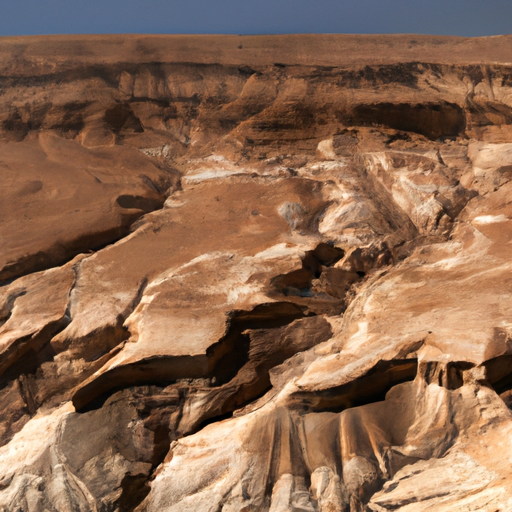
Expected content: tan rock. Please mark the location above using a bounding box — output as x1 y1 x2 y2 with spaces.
2 34 512 512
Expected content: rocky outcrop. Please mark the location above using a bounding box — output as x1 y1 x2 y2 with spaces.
2 34 512 511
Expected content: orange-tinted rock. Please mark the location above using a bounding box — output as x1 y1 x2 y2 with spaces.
2 34 512 511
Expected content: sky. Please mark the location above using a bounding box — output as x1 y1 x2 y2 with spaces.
1 0 511 38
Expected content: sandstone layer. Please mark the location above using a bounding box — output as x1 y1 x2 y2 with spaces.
1 34 512 511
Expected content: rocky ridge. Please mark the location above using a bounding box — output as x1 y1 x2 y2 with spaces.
1 34 512 511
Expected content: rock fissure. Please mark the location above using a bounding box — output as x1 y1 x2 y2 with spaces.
289 359 419 414
71 301 309 413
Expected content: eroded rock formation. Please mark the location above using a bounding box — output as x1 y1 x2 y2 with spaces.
1 34 512 511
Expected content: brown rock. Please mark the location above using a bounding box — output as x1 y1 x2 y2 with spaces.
2 34 512 512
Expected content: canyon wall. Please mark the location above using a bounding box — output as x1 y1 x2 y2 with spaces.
1 34 512 511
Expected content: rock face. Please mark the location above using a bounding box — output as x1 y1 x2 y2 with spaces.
2 34 512 511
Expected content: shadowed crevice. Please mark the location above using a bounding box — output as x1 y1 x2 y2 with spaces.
288 359 418 413
73 301 308 413
348 101 466 140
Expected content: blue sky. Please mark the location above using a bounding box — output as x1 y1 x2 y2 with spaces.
1 0 511 37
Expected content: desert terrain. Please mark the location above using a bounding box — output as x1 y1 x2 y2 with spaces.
1 34 512 511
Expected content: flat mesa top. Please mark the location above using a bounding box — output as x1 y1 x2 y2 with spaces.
0 34 511 72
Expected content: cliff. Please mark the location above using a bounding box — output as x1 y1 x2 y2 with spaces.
1 34 512 511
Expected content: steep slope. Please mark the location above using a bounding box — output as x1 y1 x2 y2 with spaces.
1 34 512 512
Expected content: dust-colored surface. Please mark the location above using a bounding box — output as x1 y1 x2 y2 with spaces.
2 34 512 511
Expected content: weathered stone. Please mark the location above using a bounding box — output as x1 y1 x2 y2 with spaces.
2 33 512 512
